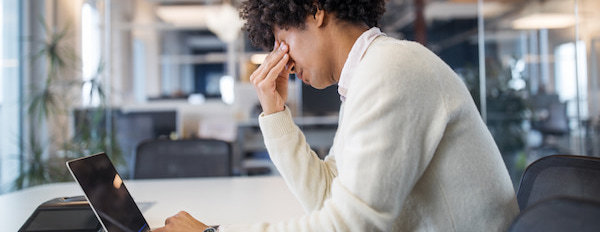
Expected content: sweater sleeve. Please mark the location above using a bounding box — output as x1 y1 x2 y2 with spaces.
256 106 339 212
221 42 453 232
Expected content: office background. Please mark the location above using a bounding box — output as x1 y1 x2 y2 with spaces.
1 0 599 194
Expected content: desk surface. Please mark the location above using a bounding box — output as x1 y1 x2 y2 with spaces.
238 115 339 127
0 176 304 231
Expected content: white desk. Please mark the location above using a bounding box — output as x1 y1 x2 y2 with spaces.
0 176 304 231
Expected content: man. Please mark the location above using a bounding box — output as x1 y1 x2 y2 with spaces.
155 0 519 231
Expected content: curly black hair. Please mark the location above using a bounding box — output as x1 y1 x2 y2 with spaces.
240 0 386 50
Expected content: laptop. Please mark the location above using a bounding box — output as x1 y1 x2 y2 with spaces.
67 153 151 232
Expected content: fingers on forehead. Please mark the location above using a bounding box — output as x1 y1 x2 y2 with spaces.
266 54 289 80
265 47 287 67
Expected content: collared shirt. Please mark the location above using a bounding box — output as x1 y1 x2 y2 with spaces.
338 27 386 101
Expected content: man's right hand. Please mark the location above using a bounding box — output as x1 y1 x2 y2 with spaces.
250 41 293 115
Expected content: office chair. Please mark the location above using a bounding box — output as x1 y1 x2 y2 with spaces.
509 197 600 232
133 139 232 179
529 94 569 136
516 154 600 210
529 94 569 154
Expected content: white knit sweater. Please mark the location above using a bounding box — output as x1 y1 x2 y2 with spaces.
222 37 519 231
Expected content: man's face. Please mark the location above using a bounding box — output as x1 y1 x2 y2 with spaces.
273 26 335 89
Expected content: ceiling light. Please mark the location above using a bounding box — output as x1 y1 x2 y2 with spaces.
156 5 208 26
512 13 576 30
156 4 243 42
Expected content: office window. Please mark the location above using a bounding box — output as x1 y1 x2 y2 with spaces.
0 74 3 105
0 2 4 178
0 1 3 106
555 41 588 122
81 2 101 106
0 0 21 193
0 78 3 105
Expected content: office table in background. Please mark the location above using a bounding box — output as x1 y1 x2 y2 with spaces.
236 115 338 174
0 176 304 231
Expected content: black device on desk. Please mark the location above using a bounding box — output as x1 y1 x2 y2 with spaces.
19 195 102 232
67 153 151 232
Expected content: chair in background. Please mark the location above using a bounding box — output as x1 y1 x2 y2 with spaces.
529 94 570 155
133 139 232 179
509 197 600 232
529 94 569 136
516 154 600 210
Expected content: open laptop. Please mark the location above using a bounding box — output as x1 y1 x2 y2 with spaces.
67 153 151 232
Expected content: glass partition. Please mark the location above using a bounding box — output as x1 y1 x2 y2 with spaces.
481 0 600 185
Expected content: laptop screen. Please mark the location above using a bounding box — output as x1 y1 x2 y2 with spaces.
67 153 150 232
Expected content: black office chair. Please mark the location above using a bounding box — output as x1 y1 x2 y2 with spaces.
133 139 232 179
516 155 600 210
529 94 569 136
529 94 570 155
509 197 600 232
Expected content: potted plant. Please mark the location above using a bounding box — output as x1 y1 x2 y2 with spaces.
12 18 123 191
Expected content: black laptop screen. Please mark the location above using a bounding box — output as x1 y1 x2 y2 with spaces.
68 153 150 232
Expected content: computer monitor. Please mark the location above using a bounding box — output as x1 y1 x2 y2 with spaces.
118 110 177 139
72 109 177 139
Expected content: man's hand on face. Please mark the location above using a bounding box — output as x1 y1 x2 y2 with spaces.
152 211 209 232
250 40 294 115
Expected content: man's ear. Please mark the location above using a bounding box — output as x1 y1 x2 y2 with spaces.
313 9 326 28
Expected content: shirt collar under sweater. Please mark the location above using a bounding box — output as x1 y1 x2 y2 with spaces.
338 27 385 101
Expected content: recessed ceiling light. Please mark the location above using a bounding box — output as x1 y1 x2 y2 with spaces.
512 13 576 30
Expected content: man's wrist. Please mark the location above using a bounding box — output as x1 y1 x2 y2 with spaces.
262 105 285 116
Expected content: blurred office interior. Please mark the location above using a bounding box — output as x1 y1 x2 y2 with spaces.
0 0 599 193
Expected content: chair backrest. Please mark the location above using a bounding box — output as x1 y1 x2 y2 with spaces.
516 155 600 210
509 197 600 232
133 139 232 179
529 94 569 135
